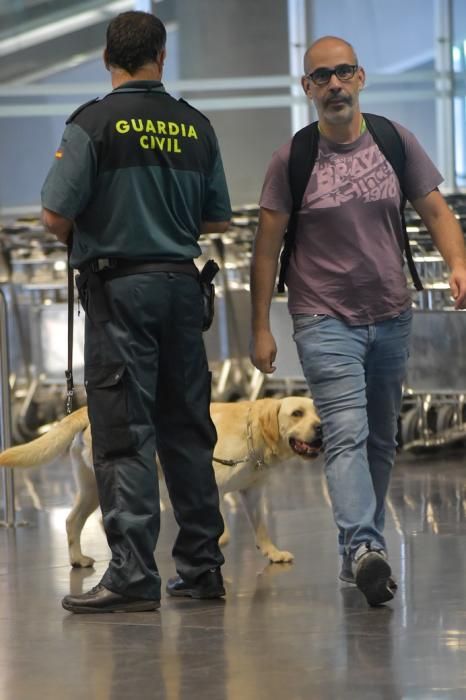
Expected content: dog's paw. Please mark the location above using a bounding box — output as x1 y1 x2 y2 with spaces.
265 549 295 564
70 555 95 568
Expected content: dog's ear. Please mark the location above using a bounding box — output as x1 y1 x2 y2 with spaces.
257 399 281 456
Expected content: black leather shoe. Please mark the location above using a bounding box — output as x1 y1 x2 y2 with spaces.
62 584 160 614
166 568 225 599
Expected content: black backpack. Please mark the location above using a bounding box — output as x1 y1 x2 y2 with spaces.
277 112 423 293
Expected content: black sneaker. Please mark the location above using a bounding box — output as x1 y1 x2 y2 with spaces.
166 568 225 599
353 545 398 607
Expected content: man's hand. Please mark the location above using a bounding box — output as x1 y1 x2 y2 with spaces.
449 264 466 309
250 329 277 374
249 207 288 374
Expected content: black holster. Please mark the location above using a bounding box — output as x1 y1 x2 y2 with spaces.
199 259 219 332
75 267 111 324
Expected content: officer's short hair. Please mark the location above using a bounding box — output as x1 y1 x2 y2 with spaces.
106 11 167 74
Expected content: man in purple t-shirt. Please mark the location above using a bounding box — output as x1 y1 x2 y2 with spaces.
250 36 466 607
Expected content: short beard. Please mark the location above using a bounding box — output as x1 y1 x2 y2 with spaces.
323 100 354 126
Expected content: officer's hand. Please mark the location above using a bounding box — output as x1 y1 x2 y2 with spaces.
250 330 277 374
450 264 466 309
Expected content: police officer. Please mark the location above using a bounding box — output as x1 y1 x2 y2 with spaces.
41 11 231 613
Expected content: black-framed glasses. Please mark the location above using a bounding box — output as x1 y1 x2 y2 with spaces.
305 64 358 86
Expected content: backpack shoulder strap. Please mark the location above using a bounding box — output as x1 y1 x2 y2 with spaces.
288 121 320 210
277 122 319 292
363 113 423 291
363 113 405 189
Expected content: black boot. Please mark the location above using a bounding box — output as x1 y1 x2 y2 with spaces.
166 568 225 599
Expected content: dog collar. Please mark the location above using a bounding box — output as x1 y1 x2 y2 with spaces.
212 407 266 470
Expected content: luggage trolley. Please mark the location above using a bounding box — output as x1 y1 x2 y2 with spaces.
200 225 255 401
2 230 86 442
401 309 466 450
11 287 86 440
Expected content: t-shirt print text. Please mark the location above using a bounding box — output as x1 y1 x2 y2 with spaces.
304 144 398 209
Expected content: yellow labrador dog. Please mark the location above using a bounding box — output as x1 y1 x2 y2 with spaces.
0 397 322 566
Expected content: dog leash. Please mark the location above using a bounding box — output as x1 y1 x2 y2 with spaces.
212 407 265 470
65 237 75 415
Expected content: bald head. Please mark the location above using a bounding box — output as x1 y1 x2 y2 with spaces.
300 35 365 138
303 36 358 74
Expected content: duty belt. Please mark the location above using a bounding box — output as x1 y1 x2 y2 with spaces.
84 258 199 281
76 258 199 325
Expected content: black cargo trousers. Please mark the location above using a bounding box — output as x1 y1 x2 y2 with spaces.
79 267 225 601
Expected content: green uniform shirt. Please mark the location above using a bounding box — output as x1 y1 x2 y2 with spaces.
41 81 232 268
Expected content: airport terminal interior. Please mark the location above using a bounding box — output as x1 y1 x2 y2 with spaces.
1 0 466 698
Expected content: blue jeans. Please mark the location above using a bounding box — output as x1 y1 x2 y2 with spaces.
293 309 412 557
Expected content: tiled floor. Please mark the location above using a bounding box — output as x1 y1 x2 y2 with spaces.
1 449 466 699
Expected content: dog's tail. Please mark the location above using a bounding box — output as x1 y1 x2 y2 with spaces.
0 406 89 469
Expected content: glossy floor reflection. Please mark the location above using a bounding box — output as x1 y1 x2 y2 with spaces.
1 450 466 699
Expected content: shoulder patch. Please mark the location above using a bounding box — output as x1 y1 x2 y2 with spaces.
178 98 211 124
66 97 101 124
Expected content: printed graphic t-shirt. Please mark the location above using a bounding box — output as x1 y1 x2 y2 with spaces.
259 123 443 325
